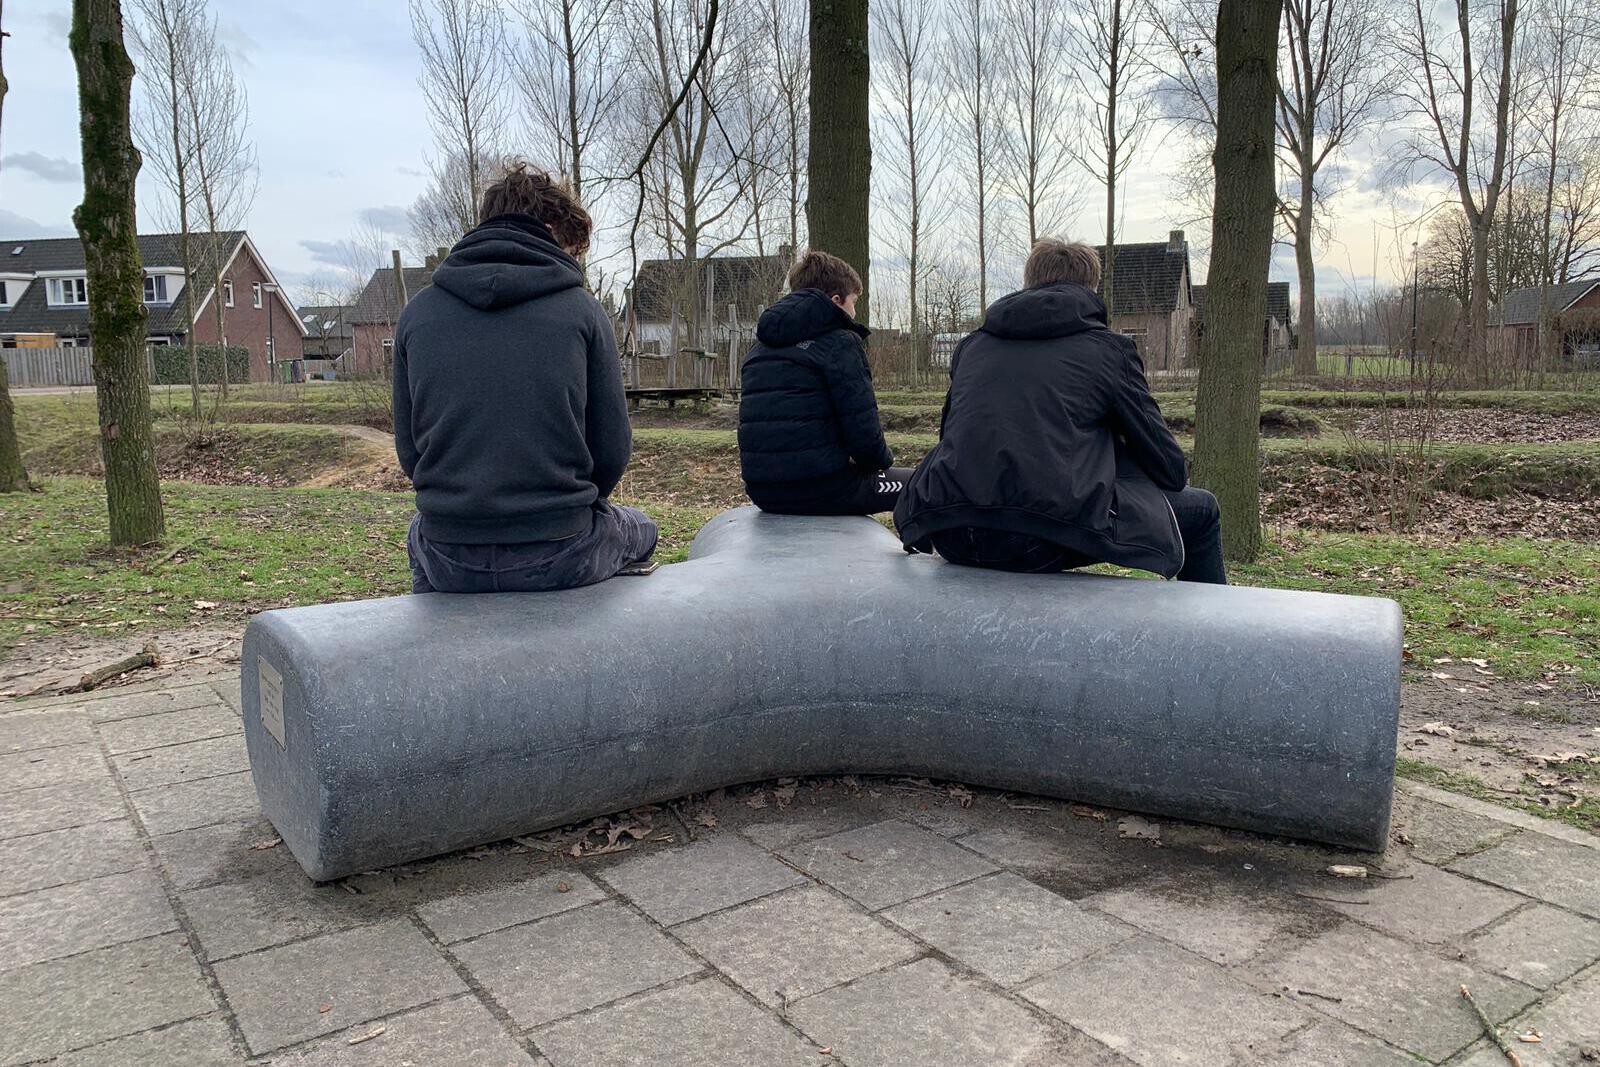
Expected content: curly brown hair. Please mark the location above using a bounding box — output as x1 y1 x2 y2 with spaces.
478 160 592 255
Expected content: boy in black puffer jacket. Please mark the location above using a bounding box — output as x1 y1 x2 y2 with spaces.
738 251 911 515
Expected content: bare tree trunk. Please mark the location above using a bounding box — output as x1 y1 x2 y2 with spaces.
72 0 165 545
1191 0 1282 564
808 0 871 321
0 0 30 493
1293 201 1317 373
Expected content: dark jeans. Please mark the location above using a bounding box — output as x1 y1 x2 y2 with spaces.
408 502 659 594
930 487 1228 584
755 467 915 517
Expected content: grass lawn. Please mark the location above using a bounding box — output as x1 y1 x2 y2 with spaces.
1396 757 1600 834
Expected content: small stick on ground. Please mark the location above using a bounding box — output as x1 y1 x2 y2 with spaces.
77 641 160 692
1461 984 1523 1067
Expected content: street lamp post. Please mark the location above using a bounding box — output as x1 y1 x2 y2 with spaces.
263 282 278 382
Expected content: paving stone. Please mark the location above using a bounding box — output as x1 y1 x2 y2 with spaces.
1252 921 1539 1062
955 825 1149 895
213 919 465 1055
0 869 176 970
127 770 259 836
779 820 996 910
0 708 95 753
1390 792 1519 865
415 870 604 944
0 776 125 840
736 808 876 851
1085 875 1304 965
453 901 699 1027
903 804 988 838
181 872 377 961
265 996 538 1066
98 703 240 755
81 683 223 723
677 885 921 1007
51 1015 243 1066
112 733 249 792
793 956 1124 1066
1466 903 1600 990
1257 1021 1424 1066
1309 863 1522 946
0 743 108 794
211 677 244 716
536 978 818 1067
1453 967 1600 1067
0 934 214 1065
148 817 299 891
0 818 144 897
1450 834 1600 918
884 872 1132 986
1022 935 1307 1066
597 835 806 926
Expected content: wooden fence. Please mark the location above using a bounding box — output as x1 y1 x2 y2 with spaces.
4 347 160 388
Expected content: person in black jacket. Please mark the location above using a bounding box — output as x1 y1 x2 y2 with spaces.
738 251 912 515
394 162 656 593
894 238 1226 583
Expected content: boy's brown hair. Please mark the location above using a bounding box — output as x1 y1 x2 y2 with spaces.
1024 238 1102 290
478 160 592 256
787 249 863 300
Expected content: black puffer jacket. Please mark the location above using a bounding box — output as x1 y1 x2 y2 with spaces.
894 282 1188 577
738 289 893 506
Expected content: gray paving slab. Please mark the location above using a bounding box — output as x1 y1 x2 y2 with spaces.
148 817 300 891
180 872 378 961
1453 967 1600 1067
50 1015 244 1066
98 703 241 755
1257 1021 1426 1066
736 807 877 851
452 901 700 1028
1021 935 1308 1067
779 820 997 910
792 956 1127 1067
1466 903 1600 990
0 742 108 794
676 884 921 1008
1390 791 1520 866
1253 921 1540 1062
1450 834 1600 918
954 825 1150 895
597 835 807 926
1314 862 1523 945
0 934 214 1065
264 996 539 1066
127 770 260 836
1085 874 1307 965
212 919 466 1055
0 776 125 840
112 733 249 792
80 683 224 722
415 870 605 944
0 708 95 753
534 978 819 1067
211 677 244 715
0 818 144 897
0 868 176 970
884 872 1133 987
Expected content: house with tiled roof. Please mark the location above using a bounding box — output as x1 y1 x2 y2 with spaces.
347 261 436 376
1489 279 1600 367
1192 280 1295 353
1096 231 1195 371
625 247 790 353
0 231 305 380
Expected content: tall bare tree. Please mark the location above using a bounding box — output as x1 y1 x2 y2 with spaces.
808 0 872 320
411 0 508 232
1067 0 1157 317
0 0 30 492
999 0 1077 244
72 0 165 544
1395 0 1524 379
1191 0 1284 563
944 0 998 308
408 150 484 257
763 0 808 255
1275 0 1388 373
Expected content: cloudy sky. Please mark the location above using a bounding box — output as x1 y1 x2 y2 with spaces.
2 0 1447 313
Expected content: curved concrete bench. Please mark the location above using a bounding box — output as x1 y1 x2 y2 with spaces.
242 507 1402 880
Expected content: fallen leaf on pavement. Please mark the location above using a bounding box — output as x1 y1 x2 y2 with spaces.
1418 722 1457 737
248 837 281 851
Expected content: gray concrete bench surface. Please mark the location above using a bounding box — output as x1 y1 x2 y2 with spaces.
241 506 1402 881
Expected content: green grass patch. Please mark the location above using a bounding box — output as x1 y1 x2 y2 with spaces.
1395 757 1600 834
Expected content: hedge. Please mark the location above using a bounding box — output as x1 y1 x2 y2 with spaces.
150 344 250 385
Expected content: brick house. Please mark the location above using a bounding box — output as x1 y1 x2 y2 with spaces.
1489 279 1600 367
347 261 435 377
1191 280 1295 354
1097 232 1196 371
0 231 306 380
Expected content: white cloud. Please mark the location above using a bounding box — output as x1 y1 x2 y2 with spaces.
4 152 80 183
0 209 75 240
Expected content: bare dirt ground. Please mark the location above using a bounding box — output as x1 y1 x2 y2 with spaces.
1349 408 1600 443
0 621 244 699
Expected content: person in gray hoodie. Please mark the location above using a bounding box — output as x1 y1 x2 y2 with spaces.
393 162 656 593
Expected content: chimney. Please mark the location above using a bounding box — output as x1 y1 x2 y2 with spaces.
1168 230 1186 253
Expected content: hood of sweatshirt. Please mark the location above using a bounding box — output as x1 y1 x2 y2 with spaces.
979 282 1109 341
429 214 585 311
755 288 870 347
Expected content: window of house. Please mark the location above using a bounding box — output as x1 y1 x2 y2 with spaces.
1122 328 1149 356
381 338 395 355
252 282 263 309
47 277 89 306
224 280 234 307
143 275 169 303
146 336 172 346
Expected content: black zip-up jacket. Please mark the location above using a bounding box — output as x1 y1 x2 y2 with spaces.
393 213 630 544
738 289 893 506
894 282 1188 577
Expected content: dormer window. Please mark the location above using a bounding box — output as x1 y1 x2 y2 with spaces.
47 277 89 306
143 275 170 304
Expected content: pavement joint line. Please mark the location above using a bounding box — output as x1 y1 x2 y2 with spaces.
129 766 254 798
93 714 257 1063
10 1010 232 1067
230 989 484 1063
427 893 613 950
97 723 245 758
0 743 111 797
1397 779 1600 850
398 914 551 1065
0 809 127 845
521 968 713 1037
656 878 820 931
0 857 147 902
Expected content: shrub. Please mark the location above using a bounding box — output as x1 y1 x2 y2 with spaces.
150 344 250 385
